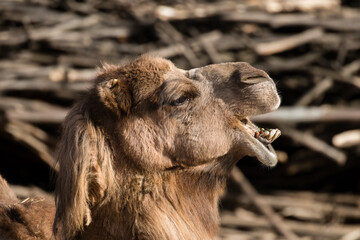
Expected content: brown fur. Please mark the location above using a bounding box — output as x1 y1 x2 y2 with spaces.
0 175 56 240
0 55 280 240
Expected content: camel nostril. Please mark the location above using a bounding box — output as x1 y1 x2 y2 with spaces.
240 76 269 84
231 69 269 85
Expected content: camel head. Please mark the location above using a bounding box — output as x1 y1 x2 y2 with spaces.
95 56 281 171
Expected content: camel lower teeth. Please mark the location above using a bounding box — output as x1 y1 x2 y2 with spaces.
256 128 281 143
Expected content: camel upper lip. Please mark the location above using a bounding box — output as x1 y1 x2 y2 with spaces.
237 116 280 167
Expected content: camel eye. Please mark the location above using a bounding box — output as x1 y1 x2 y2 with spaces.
170 96 190 106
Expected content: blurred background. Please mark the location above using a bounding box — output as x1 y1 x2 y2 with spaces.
0 0 360 239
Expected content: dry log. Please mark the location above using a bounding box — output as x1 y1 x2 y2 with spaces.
342 59 360 78
4 120 56 170
0 79 91 93
221 211 360 238
0 97 66 113
219 226 287 240
274 191 360 206
247 0 340 13
279 124 346 165
0 1 75 25
224 12 360 32
252 107 360 123
155 2 246 21
339 229 360 240
225 193 360 221
295 78 333 106
155 21 202 67
254 28 324 55
154 1 360 32
6 110 68 124
311 66 360 88
263 52 320 72
0 96 68 123
10 184 53 200
0 29 27 46
149 31 223 59
332 130 360 148
49 67 96 82
231 168 300 240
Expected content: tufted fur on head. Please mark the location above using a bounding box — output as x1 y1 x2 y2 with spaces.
53 55 281 240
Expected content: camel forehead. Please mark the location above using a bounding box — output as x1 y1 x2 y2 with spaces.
125 56 176 101
96 56 176 102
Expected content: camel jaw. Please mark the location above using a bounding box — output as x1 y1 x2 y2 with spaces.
236 117 280 167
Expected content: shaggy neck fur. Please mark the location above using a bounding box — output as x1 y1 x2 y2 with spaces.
80 168 227 240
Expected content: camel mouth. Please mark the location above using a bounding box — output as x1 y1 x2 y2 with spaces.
237 117 281 167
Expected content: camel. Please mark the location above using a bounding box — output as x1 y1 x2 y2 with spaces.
0 175 55 239
0 55 281 240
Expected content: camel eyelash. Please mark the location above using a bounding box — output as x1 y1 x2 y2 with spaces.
167 90 200 107
169 96 190 106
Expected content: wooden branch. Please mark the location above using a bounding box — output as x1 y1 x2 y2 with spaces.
225 193 360 221
279 124 346 165
0 79 91 93
0 29 27 46
221 211 360 238
224 11 360 32
10 184 53 200
4 120 57 170
155 2 245 21
231 167 300 240
247 0 340 13
254 28 324 56
274 190 360 205
0 97 69 124
332 129 360 148
263 52 320 72
155 21 202 67
154 1 359 33
6 110 68 124
341 59 360 78
251 107 360 123
220 226 286 240
311 66 360 88
339 229 360 240
0 2 75 25
49 67 96 82
149 31 223 59
199 33 224 63
0 97 66 112
295 78 333 106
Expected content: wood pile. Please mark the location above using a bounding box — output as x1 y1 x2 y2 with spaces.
0 0 360 239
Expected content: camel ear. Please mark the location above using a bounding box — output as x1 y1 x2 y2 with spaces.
97 78 132 115
54 105 115 238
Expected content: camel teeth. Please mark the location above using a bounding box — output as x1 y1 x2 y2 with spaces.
262 131 270 137
269 129 276 140
273 129 281 141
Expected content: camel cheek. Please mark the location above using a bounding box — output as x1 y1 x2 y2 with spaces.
121 117 173 170
175 128 232 165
